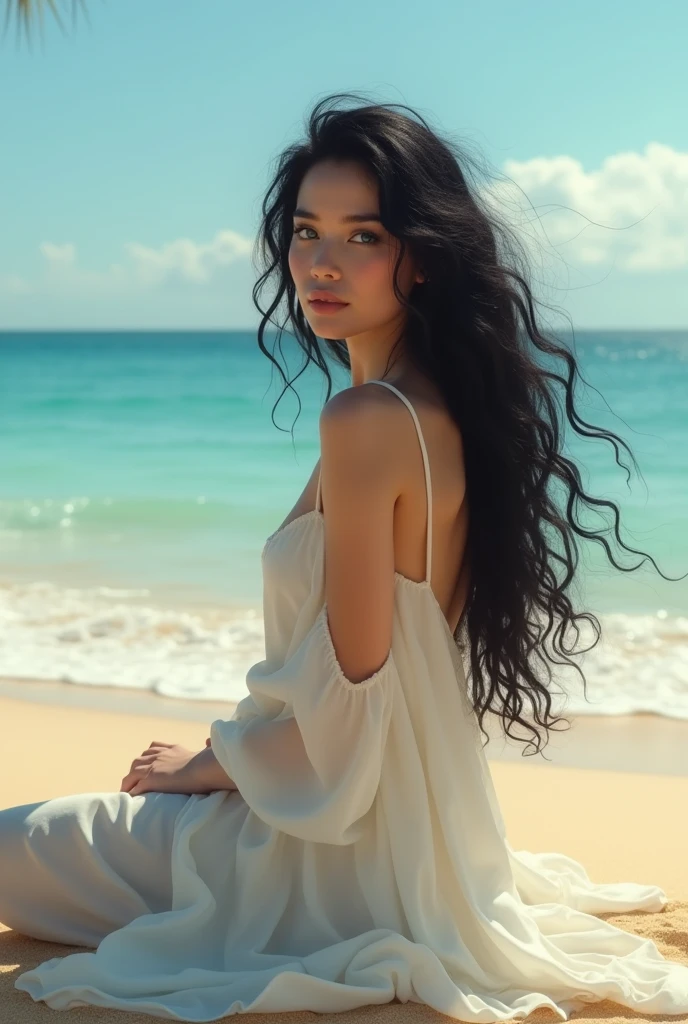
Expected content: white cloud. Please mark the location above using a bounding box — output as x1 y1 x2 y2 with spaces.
40 241 77 266
487 142 688 272
0 273 32 295
124 229 254 287
1 228 255 298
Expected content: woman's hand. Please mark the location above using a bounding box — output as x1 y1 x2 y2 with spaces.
120 740 235 797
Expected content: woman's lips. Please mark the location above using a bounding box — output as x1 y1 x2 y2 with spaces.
308 299 349 314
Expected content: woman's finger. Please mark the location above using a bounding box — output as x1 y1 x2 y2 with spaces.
122 760 154 789
129 754 158 769
128 765 156 796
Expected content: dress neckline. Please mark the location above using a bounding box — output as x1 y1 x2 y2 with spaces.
261 508 458 641
261 507 322 556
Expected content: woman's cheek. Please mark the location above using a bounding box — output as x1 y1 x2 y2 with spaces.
287 245 300 278
369 254 399 303
288 241 311 279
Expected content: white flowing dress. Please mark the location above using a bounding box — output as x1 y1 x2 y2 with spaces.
4 378 688 1020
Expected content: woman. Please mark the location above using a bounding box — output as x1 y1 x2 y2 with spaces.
3 92 687 1020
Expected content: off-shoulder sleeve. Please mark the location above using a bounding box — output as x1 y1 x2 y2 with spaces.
209 605 396 845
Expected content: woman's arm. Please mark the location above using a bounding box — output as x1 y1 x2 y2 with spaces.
318 388 398 683
196 743 239 792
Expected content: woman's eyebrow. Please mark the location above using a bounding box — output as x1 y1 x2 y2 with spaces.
293 207 382 223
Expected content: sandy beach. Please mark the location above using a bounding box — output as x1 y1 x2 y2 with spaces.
1 680 687 1023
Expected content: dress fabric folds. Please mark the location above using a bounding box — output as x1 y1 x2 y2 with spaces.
4 378 688 1020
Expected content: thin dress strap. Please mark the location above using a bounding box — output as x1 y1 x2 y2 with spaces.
315 464 322 515
364 379 433 586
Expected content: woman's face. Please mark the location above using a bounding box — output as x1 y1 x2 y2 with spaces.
288 159 423 341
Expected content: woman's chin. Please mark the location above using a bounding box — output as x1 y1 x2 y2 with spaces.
308 322 346 340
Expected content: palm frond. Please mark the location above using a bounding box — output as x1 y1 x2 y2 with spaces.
3 0 90 48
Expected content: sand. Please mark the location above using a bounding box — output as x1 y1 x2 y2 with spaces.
1 682 687 1023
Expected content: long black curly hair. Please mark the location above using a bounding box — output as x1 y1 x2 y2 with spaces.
251 90 684 759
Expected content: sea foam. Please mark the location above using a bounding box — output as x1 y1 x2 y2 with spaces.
0 579 686 718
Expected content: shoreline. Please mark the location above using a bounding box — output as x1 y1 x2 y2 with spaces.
3 673 688 777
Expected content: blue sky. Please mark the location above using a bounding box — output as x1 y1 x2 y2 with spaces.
1 0 686 330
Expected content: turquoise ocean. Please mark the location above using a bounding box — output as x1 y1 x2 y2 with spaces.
1 329 686 718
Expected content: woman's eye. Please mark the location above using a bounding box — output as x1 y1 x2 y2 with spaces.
291 225 379 244
352 230 379 244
